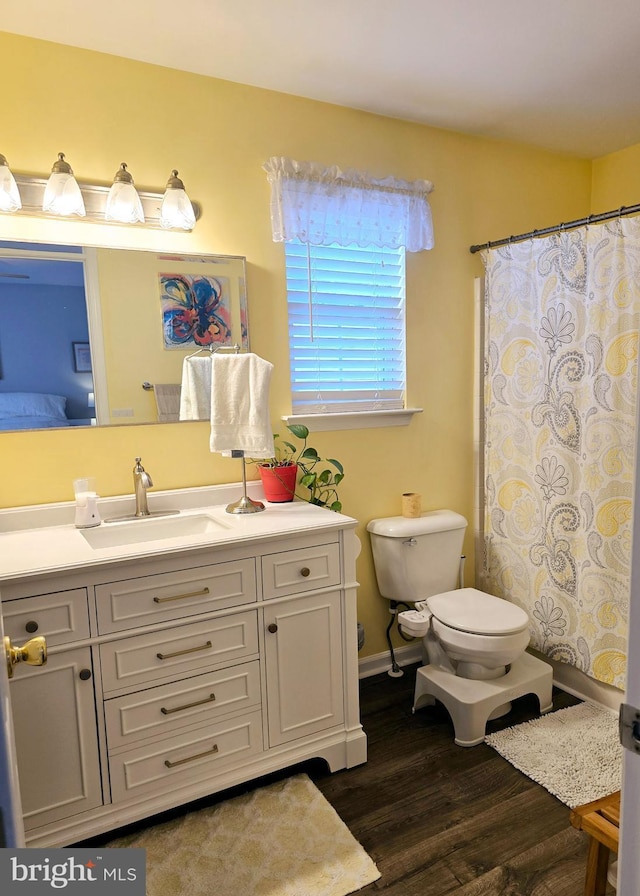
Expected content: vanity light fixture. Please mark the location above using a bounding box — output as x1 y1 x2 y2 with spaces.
160 170 197 230
105 163 145 224
0 152 200 230
42 153 86 217
0 154 22 212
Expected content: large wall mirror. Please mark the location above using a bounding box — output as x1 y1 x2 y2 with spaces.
0 240 248 431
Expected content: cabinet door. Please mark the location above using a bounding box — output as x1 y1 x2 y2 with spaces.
10 648 102 831
264 591 344 746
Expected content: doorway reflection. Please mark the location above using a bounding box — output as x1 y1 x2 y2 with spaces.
0 244 94 430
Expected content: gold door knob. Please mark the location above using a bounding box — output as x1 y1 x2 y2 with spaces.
4 635 47 679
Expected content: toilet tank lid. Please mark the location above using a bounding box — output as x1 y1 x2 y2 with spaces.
427 588 529 635
366 509 467 538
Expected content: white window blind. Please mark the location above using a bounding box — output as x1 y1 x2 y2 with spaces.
285 240 406 414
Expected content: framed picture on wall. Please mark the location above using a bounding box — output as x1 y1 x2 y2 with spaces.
72 342 92 373
158 257 249 351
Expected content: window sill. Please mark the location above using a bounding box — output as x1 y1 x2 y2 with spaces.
281 408 423 432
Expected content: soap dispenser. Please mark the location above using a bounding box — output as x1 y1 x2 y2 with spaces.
73 477 101 528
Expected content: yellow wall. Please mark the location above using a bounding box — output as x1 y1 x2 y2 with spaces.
592 143 640 212
0 31 594 659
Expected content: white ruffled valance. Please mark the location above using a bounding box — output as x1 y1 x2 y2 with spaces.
263 157 434 251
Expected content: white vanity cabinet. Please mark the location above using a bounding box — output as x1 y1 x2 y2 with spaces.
0 503 366 847
1 589 103 832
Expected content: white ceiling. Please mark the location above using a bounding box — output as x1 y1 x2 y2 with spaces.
4 0 640 158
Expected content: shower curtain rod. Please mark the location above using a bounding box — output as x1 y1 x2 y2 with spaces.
469 201 640 254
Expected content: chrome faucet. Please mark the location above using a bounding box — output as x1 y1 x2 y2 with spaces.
133 457 153 517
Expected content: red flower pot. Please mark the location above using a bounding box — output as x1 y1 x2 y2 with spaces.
258 464 298 502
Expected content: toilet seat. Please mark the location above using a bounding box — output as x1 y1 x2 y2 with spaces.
427 587 528 635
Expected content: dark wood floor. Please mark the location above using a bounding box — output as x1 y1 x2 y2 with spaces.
310 663 614 896
79 662 615 895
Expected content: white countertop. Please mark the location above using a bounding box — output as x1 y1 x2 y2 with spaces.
0 481 358 583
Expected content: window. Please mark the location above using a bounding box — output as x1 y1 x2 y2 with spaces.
285 240 405 415
264 157 433 423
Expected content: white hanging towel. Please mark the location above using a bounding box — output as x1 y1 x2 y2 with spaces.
154 384 181 422
209 353 275 458
179 356 211 421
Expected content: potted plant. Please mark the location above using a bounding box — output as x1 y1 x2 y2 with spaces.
255 423 345 511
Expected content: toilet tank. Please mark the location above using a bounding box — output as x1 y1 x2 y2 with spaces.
366 509 467 603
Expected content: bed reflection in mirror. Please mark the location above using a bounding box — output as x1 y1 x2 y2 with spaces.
0 242 248 432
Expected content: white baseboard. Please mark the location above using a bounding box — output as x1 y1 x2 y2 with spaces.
358 643 422 679
528 647 624 711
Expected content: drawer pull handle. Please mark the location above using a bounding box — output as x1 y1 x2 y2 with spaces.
25 621 39 634
153 587 210 604
157 640 212 660
268 623 278 634
300 567 311 577
161 693 216 715
164 744 218 768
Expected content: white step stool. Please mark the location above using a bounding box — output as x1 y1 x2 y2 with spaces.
413 651 554 746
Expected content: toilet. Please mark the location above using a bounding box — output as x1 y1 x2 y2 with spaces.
366 509 553 746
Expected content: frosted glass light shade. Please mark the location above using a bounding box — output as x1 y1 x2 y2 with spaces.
160 169 196 230
42 153 86 217
43 172 86 216
105 164 145 224
0 154 22 212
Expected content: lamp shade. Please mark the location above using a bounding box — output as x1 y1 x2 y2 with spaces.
0 154 22 212
160 170 196 230
42 153 86 217
105 163 145 224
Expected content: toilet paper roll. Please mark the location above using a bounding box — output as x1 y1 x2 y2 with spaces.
402 492 422 518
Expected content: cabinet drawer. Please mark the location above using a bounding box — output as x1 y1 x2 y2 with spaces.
109 709 263 803
100 611 258 694
105 661 261 750
262 543 341 599
2 589 90 646
96 559 257 633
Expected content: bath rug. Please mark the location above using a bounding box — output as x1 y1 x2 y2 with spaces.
106 773 380 896
485 701 622 808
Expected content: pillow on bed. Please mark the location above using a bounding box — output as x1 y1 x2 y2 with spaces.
0 392 68 420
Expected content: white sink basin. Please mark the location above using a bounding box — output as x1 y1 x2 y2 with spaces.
80 513 230 549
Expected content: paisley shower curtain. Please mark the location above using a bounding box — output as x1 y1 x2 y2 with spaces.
482 217 640 690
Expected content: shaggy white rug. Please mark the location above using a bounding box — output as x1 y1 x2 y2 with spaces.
106 773 380 896
485 702 622 808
